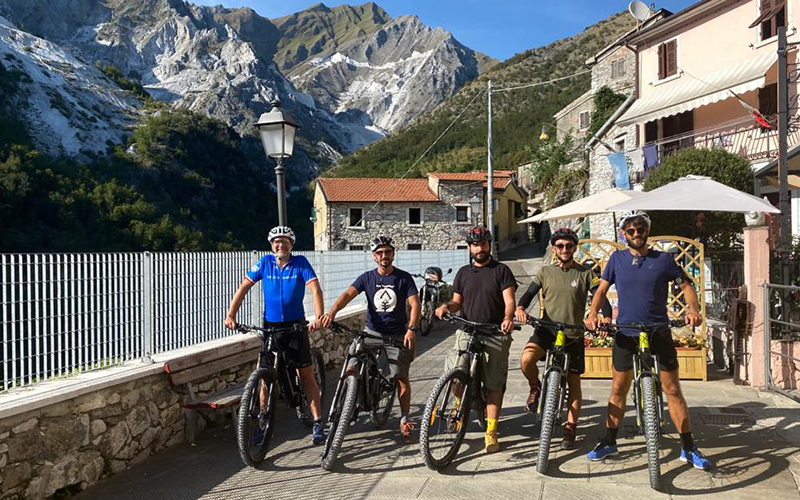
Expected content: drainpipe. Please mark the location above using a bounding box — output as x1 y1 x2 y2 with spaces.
583 93 636 154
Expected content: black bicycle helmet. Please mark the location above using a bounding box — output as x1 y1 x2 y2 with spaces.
370 236 395 252
550 227 579 246
465 226 492 243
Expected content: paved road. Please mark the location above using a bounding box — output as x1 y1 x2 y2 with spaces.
76 255 800 499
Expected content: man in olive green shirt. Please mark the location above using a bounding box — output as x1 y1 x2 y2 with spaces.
515 228 606 450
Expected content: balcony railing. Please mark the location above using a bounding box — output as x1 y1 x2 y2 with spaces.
644 115 800 165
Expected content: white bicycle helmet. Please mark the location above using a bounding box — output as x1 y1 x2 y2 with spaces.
617 210 651 230
268 226 296 244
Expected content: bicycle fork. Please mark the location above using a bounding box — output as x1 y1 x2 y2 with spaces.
632 350 665 434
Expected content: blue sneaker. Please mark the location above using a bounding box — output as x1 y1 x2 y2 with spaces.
587 439 619 461
312 421 326 445
680 446 711 470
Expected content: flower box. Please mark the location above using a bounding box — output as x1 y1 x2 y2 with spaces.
582 347 707 381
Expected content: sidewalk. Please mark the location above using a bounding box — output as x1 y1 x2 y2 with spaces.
74 315 800 500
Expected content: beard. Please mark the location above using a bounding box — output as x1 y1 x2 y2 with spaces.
625 235 648 250
275 249 290 259
472 251 490 264
556 253 573 264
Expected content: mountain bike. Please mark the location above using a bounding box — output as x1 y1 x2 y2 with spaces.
599 319 685 491
321 321 400 471
526 317 588 474
235 323 326 467
412 267 452 336
419 314 519 470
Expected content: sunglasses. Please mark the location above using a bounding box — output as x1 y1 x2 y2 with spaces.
625 227 648 236
554 243 576 250
374 249 394 256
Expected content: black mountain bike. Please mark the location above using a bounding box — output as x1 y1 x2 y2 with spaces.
600 319 685 491
526 317 587 474
235 323 326 467
419 314 518 470
321 321 400 471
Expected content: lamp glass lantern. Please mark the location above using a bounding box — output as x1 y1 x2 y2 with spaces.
255 101 299 159
468 194 481 224
539 125 550 141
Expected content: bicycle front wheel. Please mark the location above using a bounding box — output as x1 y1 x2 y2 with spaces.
537 369 562 474
321 374 359 471
419 301 434 336
420 368 471 470
641 375 662 490
237 369 277 467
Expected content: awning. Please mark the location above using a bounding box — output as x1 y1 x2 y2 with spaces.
617 51 776 127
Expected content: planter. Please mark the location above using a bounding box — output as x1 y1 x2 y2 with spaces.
582 347 707 381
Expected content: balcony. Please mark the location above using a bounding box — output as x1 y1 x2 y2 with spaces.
644 115 800 166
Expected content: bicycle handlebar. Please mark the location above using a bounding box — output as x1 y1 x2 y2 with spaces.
526 317 587 332
598 319 687 332
329 321 404 348
442 313 520 334
236 323 305 337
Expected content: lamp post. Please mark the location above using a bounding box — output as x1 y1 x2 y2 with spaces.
255 100 299 227
469 194 481 225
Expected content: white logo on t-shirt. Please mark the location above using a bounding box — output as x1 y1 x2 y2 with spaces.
374 285 397 312
570 279 578 288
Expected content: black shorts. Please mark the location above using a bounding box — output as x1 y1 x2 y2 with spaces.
528 327 585 374
264 320 312 369
612 328 679 373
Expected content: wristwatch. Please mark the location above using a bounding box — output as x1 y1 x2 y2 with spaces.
408 326 418 333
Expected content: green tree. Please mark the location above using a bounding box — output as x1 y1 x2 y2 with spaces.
524 134 585 208
587 86 626 137
643 148 753 256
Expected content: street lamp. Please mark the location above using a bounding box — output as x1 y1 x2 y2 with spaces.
539 124 551 141
255 100 299 226
469 194 481 225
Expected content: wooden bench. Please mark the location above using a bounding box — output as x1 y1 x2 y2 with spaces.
164 337 260 442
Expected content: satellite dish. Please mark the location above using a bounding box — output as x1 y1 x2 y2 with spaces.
628 1 651 22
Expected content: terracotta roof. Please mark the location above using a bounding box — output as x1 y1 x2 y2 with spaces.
430 170 516 190
317 178 439 203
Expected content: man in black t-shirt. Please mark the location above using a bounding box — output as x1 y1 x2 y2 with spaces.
322 236 421 443
435 226 516 454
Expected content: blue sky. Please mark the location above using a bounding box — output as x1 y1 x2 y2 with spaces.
192 0 696 60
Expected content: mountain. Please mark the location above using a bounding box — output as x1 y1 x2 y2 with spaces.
330 11 637 178
0 0 493 177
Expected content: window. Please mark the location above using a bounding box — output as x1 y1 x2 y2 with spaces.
579 111 590 130
759 83 778 129
751 0 786 41
611 59 626 79
407 243 423 250
455 205 469 222
408 207 422 225
456 244 468 250
348 208 364 228
657 39 677 80
349 245 364 251
614 134 626 152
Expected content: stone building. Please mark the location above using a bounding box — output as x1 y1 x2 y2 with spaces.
313 171 528 251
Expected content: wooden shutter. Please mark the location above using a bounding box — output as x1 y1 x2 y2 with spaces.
666 40 677 77
658 43 666 80
750 0 777 28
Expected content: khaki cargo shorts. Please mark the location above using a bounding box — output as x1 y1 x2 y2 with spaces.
443 329 512 392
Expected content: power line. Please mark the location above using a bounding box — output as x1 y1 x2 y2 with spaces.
492 69 592 93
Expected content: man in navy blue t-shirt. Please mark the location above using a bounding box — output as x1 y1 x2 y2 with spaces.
584 211 711 471
322 236 421 443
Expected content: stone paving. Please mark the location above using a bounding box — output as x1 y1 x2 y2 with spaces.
75 255 800 500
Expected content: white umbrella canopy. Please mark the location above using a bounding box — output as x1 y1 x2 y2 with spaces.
607 175 780 214
518 188 647 224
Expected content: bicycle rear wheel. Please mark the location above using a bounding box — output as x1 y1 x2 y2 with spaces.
419 300 434 336
237 369 276 467
297 349 327 426
369 372 397 429
420 368 471 470
537 369 562 474
642 375 663 490
321 374 359 471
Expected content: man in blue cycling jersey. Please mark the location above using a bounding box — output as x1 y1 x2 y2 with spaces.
584 211 711 471
225 226 326 445
321 236 421 444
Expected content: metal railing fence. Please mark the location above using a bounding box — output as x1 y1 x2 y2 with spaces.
764 282 800 403
1 250 469 391
706 260 744 321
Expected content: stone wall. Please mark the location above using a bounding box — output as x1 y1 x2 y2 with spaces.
326 182 483 251
591 45 636 94
0 309 366 500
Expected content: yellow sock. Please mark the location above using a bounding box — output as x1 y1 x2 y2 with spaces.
486 418 497 433
455 396 462 409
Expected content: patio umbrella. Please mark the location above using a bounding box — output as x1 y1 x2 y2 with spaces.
518 188 647 224
607 175 780 214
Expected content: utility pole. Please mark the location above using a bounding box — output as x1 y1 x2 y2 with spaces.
487 80 496 255
778 25 791 289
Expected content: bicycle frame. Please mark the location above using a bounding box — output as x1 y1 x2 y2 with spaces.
258 332 304 409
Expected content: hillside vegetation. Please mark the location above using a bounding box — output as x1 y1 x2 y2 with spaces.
328 11 636 178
